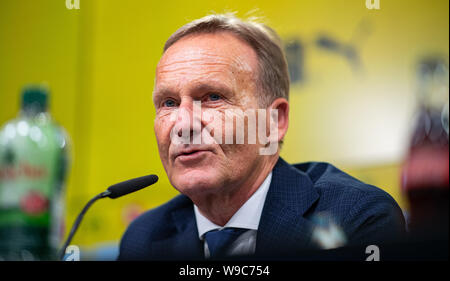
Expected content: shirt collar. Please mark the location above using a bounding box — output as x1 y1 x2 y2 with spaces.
194 172 272 239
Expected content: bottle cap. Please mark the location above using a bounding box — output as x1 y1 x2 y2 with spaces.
21 84 49 112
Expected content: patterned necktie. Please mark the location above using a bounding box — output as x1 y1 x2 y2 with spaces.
204 228 248 259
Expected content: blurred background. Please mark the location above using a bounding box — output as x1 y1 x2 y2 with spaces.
0 0 448 260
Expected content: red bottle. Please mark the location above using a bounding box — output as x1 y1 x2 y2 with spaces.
402 58 449 240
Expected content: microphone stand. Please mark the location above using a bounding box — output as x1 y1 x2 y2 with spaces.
57 174 158 261
59 190 111 261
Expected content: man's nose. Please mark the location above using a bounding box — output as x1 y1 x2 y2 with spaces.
174 100 202 140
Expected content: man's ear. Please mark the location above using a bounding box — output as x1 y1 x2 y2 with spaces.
268 98 289 143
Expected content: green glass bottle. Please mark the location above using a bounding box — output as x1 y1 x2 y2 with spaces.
0 85 70 260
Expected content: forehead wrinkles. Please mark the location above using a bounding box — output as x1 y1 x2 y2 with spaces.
156 34 258 87
158 47 253 77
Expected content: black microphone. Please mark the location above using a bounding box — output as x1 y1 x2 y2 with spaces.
59 174 158 261
107 174 158 199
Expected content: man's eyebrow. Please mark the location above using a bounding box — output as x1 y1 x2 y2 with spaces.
190 83 233 96
153 87 174 100
153 83 233 99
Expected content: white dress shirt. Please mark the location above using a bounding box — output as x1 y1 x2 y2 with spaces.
194 172 272 258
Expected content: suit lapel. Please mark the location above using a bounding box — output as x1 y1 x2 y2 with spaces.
151 196 204 260
256 157 320 256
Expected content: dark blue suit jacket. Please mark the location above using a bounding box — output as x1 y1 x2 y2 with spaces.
118 158 406 260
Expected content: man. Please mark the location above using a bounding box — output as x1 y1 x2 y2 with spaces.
118 14 405 260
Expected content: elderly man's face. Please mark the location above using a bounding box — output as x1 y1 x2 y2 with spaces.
153 32 269 197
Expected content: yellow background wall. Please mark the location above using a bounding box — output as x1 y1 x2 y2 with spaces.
0 0 448 250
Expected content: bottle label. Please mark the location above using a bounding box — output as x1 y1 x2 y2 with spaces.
0 119 68 260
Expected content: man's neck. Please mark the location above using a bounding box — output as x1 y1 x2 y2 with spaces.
193 155 279 226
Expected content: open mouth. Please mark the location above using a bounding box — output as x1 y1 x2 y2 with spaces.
175 149 210 162
181 150 201 156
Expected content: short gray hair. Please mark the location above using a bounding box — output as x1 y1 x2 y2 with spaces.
163 13 290 107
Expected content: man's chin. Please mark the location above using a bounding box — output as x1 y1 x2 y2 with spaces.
171 169 222 195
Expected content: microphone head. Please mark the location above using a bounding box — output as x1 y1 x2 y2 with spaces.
107 174 158 199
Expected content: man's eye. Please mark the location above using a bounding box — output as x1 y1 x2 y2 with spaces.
208 94 221 101
163 100 177 107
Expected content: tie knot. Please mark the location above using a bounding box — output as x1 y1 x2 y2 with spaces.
204 228 248 259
